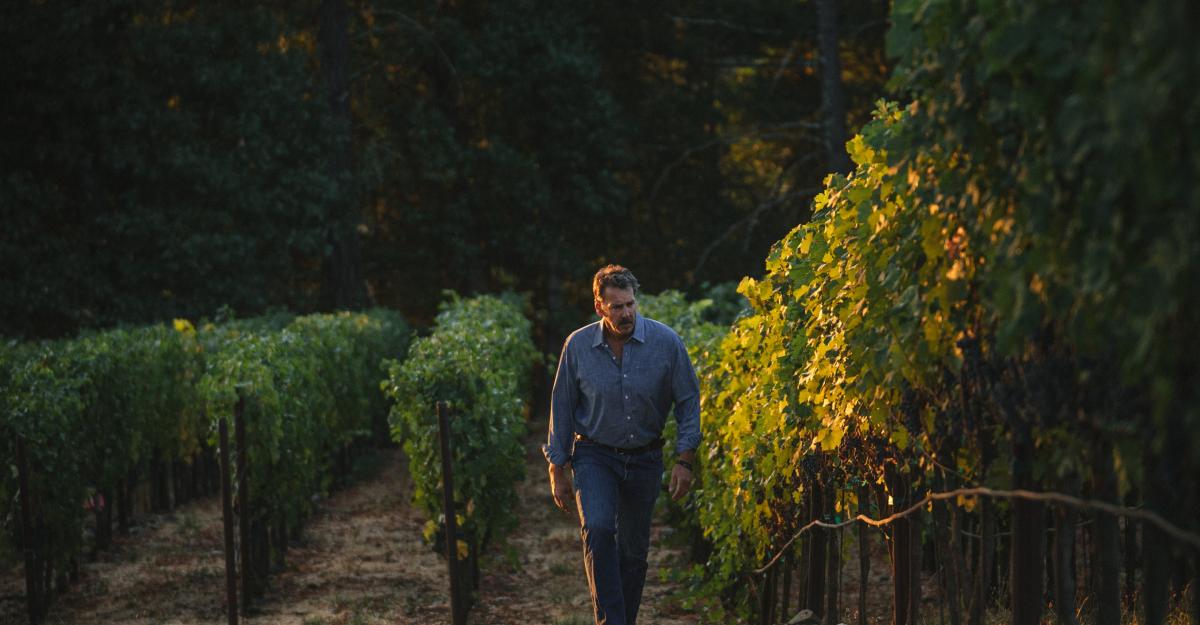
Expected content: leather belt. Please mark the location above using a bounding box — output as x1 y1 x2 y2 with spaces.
575 433 664 455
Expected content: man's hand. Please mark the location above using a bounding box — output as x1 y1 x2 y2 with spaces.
549 463 575 516
669 450 697 501
668 464 694 501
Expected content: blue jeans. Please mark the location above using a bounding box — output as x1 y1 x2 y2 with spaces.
572 441 663 625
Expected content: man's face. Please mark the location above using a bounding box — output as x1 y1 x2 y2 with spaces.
595 286 638 339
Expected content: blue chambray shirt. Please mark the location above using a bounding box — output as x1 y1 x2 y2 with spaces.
543 312 701 466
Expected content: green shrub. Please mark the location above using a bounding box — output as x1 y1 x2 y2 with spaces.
0 309 407 594
384 293 538 557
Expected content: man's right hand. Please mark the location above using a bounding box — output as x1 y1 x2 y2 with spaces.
548 463 574 516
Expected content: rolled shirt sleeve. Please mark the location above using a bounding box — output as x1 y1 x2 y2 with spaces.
543 338 577 466
670 335 702 455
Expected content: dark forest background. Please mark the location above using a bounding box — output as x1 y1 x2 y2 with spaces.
1 0 890 352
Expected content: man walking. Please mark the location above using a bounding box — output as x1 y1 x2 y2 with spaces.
544 264 701 625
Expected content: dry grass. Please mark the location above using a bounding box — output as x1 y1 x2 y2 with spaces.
454 441 698 625
5 443 1188 625
0 442 700 625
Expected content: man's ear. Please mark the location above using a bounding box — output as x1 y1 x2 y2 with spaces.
593 299 604 318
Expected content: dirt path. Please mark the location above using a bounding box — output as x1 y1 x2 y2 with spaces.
466 441 697 625
1 440 700 625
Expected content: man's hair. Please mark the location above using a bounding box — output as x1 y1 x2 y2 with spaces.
593 265 640 302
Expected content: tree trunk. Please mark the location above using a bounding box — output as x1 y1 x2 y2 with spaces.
1053 505 1079 625
164 456 176 511
118 471 132 534
1010 423 1044 625
814 0 852 175
1191 552 1199 625
176 459 189 505
1118 496 1137 609
1094 439 1121 625
1143 453 1170 625
952 497 971 623
189 454 201 500
273 517 287 572
318 0 367 311
153 453 170 512
42 526 53 615
932 496 949 625
934 461 962 625
968 497 994 625
95 486 113 553
254 516 269 586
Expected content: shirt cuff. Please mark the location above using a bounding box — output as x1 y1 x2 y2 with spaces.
542 443 570 467
674 439 700 457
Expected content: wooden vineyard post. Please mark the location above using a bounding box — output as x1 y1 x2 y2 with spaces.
806 479 827 618
884 465 913 625
219 417 239 625
825 525 841 625
236 394 254 610
780 552 792 623
756 564 773 625
857 483 871 625
437 401 467 625
17 434 42 625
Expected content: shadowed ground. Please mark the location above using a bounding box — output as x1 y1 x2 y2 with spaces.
0 440 700 625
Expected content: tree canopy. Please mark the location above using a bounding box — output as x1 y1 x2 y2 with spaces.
1 0 891 339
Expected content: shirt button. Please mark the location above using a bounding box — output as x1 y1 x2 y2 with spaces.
623 374 627 378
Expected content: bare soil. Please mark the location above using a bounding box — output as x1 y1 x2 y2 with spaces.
2 429 964 625
0 441 700 625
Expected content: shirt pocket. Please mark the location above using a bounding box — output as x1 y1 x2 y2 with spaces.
632 360 671 399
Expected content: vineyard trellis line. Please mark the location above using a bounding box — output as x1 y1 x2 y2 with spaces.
753 485 1200 575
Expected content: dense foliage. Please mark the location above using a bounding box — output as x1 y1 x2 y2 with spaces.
1 1 891 347
667 0 1199 622
353 0 890 341
383 294 538 562
635 287 741 473
1 325 205 573
0 309 408 615
0 1 340 337
199 310 409 536
634 290 738 568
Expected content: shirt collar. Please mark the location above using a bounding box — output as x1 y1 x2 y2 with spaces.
591 313 647 347
631 313 647 343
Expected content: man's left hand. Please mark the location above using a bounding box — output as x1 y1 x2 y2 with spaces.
669 462 694 501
